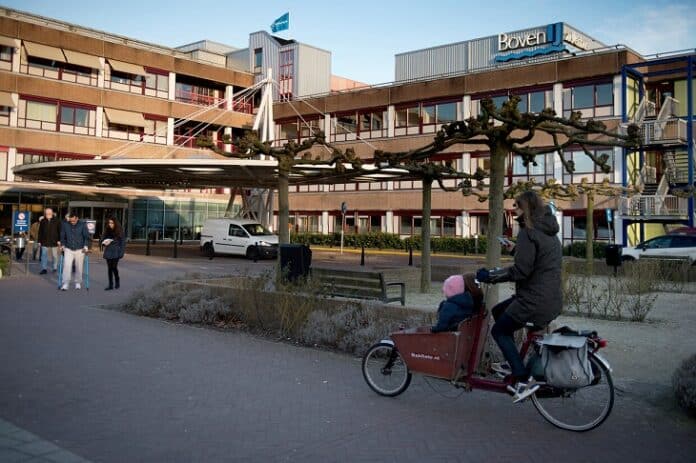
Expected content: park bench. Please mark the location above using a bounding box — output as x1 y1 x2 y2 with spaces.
312 268 406 306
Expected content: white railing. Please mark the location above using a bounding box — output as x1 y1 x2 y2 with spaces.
620 195 688 217
656 173 669 197
640 118 687 144
656 96 679 120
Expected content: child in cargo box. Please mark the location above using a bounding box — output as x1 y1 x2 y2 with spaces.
431 273 482 333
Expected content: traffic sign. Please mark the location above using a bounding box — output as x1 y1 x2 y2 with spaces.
13 210 30 233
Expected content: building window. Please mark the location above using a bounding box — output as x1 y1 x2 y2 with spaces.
278 49 293 100
511 153 551 184
58 104 94 135
22 100 57 131
0 106 10 126
278 120 298 142
143 117 168 145
175 82 220 106
299 118 321 139
0 45 12 62
144 69 169 98
254 48 263 73
20 55 98 86
332 112 358 141
358 109 386 139
0 149 7 181
561 148 615 184
563 82 614 118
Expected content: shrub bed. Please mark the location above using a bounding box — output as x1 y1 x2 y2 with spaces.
115 272 434 356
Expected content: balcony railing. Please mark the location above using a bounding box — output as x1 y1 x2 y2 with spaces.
175 90 224 107
620 194 689 218
640 118 687 145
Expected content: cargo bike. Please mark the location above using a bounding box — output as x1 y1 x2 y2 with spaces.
361 300 615 432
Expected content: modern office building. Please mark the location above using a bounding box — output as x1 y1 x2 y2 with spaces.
272 23 695 246
0 8 258 239
1 8 693 247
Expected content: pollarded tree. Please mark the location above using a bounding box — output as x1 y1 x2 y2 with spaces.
377 96 640 303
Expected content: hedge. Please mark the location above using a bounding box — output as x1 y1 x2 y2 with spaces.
290 232 489 255
562 241 608 259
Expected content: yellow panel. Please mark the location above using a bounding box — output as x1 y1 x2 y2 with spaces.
627 223 640 246
644 223 665 241
674 80 696 118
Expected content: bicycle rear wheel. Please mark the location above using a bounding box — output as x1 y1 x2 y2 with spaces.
362 342 411 397
531 353 614 432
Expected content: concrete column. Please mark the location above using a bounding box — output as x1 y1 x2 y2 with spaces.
458 211 470 237
553 83 563 116
7 147 16 182
324 114 331 138
168 72 176 101
97 57 105 88
613 146 623 184
11 39 19 73
321 211 329 235
462 95 471 120
461 152 471 175
385 210 394 233
9 93 18 127
613 74 622 118
223 127 232 153
95 107 103 138
167 117 175 145
387 105 395 138
225 85 233 111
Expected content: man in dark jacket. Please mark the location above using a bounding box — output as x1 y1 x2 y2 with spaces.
477 191 562 403
37 207 61 274
59 211 91 290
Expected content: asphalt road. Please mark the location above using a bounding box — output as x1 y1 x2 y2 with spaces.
1 254 695 462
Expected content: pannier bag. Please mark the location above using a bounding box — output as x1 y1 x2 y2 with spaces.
540 333 593 389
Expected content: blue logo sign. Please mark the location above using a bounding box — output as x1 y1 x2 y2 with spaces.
13 210 30 233
271 12 289 33
606 208 613 223
495 23 566 62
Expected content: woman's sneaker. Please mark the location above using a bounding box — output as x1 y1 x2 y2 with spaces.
507 378 540 403
491 362 512 378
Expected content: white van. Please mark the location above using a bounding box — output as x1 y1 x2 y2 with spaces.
200 218 278 259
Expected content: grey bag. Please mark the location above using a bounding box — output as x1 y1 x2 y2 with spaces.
540 334 593 389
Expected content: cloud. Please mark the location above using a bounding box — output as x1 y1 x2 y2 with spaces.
595 3 696 55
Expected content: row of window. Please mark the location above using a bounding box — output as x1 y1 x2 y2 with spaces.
14 98 169 143
287 149 615 193
3 41 244 109
277 82 616 142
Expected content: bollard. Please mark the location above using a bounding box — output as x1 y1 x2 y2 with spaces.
173 231 178 258
408 244 413 266
145 235 151 256
360 244 365 266
253 242 259 263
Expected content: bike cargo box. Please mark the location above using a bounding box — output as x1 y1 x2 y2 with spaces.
391 314 488 380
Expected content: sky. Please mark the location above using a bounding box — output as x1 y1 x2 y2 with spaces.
3 0 696 85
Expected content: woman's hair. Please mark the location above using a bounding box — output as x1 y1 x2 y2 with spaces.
463 273 484 312
106 216 123 239
515 190 546 229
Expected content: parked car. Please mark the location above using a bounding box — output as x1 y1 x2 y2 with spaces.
0 235 12 255
621 233 696 264
200 218 278 260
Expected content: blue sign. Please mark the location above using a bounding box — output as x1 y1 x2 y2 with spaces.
495 23 566 62
13 210 30 233
606 208 613 223
271 12 289 33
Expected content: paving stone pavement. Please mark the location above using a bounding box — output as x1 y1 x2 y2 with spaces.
1 253 695 462
0 418 90 463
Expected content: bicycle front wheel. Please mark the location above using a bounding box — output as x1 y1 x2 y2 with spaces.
362 342 411 397
531 353 614 432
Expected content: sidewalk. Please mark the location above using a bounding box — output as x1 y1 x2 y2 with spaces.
0 418 90 463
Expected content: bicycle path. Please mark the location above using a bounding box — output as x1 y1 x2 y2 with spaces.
1 255 695 462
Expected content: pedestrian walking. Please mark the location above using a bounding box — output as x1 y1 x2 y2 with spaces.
101 216 125 290
38 207 61 274
30 217 42 260
59 211 91 291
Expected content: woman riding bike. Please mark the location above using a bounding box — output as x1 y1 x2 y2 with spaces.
477 190 562 403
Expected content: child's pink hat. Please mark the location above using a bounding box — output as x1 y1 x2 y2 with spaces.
442 275 465 298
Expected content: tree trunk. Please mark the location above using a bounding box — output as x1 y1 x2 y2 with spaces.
420 178 433 293
485 144 508 305
277 169 290 245
585 191 594 276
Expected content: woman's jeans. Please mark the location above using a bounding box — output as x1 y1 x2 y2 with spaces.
491 298 527 379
